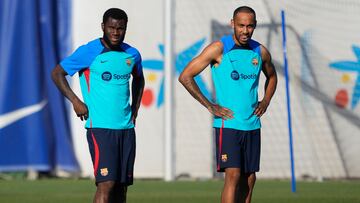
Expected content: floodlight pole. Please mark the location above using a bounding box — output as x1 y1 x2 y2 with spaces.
164 0 175 181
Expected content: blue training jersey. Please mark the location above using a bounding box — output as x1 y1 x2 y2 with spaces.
60 39 143 129
211 35 262 130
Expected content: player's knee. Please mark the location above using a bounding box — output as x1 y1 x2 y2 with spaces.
248 173 256 183
97 181 116 193
225 169 241 183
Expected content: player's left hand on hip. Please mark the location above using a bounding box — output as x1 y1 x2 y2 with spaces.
254 100 269 117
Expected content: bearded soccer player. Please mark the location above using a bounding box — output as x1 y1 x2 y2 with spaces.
179 6 277 203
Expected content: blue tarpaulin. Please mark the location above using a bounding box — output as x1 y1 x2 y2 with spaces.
0 0 79 172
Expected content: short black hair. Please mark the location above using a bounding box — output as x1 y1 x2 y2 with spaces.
233 6 256 20
103 8 128 24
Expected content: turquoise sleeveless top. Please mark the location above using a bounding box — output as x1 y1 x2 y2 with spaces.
211 35 262 130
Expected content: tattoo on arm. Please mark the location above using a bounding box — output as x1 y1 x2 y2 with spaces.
181 76 211 109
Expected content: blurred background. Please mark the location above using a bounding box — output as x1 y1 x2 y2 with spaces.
1 0 360 183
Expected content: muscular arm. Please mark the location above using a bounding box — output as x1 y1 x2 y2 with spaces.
254 45 278 117
51 64 88 120
178 41 233 119
131 66 145 125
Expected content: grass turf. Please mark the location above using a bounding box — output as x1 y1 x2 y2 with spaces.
0 179 359 203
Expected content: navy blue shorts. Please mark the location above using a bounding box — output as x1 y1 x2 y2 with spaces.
86 128 136 185
215 128 261 173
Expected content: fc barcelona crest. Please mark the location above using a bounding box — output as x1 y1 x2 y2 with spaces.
100 168 109 176
252 57 259 66
221 154 228 162
126 59 132 66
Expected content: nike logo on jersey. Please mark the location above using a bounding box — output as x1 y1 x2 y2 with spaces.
100 60 108 63
0 99 47 129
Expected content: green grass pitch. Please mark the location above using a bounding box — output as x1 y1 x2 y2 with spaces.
0 179 359 203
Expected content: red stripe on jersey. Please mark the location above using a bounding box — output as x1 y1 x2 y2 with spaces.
84 68 90 92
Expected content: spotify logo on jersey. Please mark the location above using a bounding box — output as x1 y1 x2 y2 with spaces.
102 71 112 81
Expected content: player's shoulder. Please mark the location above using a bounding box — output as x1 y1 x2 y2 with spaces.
200 38 225 55
259 44 271 61
249 39 266 57
220 34 233 44
81 38 103 49
197 41 223 60
208 40 223 51
249 39 261 49
219 34 235 54
74 38 103 54
120 42 141 57
250 40 270 60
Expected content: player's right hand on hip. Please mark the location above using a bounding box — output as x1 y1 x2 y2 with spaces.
209 104 234 120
